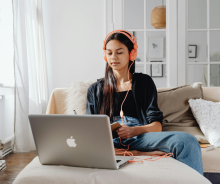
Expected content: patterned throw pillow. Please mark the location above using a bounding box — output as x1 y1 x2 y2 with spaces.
188 98 220 148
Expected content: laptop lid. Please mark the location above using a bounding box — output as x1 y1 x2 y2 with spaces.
28 114 133 170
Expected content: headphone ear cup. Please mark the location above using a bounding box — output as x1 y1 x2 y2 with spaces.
103 51 107 62
129 49 137 61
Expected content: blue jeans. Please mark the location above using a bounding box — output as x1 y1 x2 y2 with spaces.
111 115 204 176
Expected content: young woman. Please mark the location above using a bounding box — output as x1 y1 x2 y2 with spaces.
86 30 203 175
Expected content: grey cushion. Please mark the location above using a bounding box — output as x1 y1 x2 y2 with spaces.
157 83 208 143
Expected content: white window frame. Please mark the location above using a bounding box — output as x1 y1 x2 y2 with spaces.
178 0 220 87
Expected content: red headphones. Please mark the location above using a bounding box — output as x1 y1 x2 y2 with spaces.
103 29 138 62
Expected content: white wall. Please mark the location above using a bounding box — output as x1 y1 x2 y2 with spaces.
0 95 14 143
42 0 106 95
0 0 14 144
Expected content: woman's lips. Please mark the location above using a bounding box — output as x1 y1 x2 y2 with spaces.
112 62 119 65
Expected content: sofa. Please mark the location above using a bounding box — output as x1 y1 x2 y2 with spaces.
12 79 220 184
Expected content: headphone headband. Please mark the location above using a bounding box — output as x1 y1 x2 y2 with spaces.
103 29 138 50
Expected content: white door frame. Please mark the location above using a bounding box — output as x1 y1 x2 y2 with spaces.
177 0 187 86
105 0 123 36
166 0 178 87
178 0 220 87
105 0 114 36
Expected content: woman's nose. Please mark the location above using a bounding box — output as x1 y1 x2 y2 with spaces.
111 52 117 58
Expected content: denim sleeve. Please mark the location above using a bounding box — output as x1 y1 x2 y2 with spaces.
86 86 95 114
145 77 164 125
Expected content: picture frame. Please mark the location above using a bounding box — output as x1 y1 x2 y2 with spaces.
148 37 164 58
150 61 163 77
188 45 197 58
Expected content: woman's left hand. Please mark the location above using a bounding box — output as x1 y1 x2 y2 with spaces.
116 125 137 139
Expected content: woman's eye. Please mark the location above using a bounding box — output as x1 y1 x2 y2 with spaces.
107 53 122 55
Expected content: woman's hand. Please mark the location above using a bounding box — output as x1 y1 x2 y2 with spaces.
116 124 137 139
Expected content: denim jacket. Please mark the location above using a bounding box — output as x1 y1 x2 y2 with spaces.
86 72 163 125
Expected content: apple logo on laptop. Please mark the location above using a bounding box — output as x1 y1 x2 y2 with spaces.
66 136 77 147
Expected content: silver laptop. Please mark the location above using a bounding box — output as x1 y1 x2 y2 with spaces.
28 114 133 170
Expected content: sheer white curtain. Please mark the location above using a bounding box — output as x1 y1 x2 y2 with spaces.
12 0 49 152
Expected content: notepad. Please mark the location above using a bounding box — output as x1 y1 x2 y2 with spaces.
111 122 122 139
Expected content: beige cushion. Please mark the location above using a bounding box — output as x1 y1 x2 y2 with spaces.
13 156 211 184
157 82 209 143
158 82 203 123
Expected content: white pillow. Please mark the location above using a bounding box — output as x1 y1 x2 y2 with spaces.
188 98 220 148
63 79 97 115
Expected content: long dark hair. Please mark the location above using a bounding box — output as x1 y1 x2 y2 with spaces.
98 31 136 122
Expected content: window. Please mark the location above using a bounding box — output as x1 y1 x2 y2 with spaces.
186 0 220 87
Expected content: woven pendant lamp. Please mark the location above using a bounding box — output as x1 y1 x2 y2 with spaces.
151 1 166 29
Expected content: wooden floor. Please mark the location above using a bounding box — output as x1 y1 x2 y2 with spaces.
0 151 38 184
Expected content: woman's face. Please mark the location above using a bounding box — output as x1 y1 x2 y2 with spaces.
105 40 130 71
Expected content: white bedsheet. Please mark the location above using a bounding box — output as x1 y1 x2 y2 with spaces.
13 156 211 184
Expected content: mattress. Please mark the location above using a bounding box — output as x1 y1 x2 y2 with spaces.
13 156 211 184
